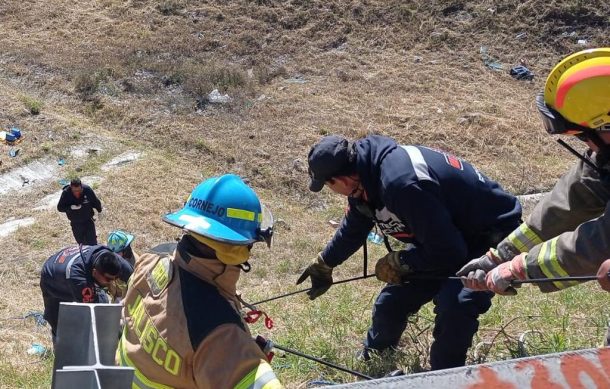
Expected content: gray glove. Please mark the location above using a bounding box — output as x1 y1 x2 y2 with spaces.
296 254 334 300
456 250 502 290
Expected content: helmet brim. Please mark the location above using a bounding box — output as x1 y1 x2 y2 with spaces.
163 208 254 245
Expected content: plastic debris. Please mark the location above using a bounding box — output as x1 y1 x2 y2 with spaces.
577 39 587 45
10 127 22 139
24 311 47 327
58 178 70 186
509 65 534 81
57 158 65 166
328 220 340 228
367 231 383 245
208 89 232 104
27 343 47 356
480 46 504 71
8 148 19 157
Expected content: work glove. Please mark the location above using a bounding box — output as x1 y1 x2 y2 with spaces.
596 259 610 292
70 204 82 210
456 249 503 290
485 253 528 295
296 254 334 300
375 251 412 284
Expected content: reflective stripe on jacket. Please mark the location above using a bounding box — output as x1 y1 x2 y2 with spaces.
498 152 610 292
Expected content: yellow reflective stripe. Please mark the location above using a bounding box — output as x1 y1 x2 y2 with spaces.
118 336 174 389
536 238 579 289
508 224 543 252
234 360 280 389
227 208 256 221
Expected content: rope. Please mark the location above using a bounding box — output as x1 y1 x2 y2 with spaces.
273 342 374 380
250 274 377 306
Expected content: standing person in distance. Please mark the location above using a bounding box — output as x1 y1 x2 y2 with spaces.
57 178 102 245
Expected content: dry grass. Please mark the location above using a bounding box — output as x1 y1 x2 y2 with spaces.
0 0 609 387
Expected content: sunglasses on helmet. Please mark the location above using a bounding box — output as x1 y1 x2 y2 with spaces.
535 93 591 137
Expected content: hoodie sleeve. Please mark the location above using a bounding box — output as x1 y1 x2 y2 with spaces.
321 200 374 267
118 257 134 282
384 180 468 272
86 187 102 213
67 265 97 303
57 189 70 213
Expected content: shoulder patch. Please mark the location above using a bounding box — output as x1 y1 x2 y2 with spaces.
146 256 173 297
444 154 463 170
178 267 245 349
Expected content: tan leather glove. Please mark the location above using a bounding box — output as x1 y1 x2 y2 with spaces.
375 251 412 284
296 254 334 300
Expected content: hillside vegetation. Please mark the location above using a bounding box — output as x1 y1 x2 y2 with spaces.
0 0 609 387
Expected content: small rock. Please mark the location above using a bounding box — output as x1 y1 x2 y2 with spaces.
292 159 306 173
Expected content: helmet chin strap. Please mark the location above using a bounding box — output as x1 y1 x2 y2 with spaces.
557 133 610 179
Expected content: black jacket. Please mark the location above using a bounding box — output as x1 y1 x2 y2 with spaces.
57 184 102 223
322 135 522 272
40 245 133 302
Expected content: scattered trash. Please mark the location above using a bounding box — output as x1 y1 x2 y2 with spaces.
367 231 383 245
480 46 504 71
8 148 19 158
208 89 232 104
58 178 70 186
10 127 22 139
510 65 534 81
577 39 587 45
27 343 47 356
57 158 65 166
515 32 527 40
329 220 340 228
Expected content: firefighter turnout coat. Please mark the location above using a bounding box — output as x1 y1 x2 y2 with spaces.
117 236 282 389
496 150 610 291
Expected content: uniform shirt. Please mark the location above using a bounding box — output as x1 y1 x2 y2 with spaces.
40 245 133 302
322 135 522 272
495 151 610 291
117 236 282 389
57 184 102 223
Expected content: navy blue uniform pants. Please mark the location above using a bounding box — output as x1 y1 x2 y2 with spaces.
364 279 493 370
70 219 97 245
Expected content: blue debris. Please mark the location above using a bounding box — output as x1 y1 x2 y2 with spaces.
24 311 47 327
510 65 534 81
8 148 19 157
367 231 384 245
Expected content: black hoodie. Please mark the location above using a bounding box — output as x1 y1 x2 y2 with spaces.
57 184 102 223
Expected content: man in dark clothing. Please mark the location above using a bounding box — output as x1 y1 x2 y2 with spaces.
57 178 102 245
297 134 522 370
40 245 133 343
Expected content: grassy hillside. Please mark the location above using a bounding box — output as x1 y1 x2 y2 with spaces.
0 0 609 387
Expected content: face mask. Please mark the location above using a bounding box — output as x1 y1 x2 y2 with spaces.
189 232 250 265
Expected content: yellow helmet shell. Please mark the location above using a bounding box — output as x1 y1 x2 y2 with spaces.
544 48 610 129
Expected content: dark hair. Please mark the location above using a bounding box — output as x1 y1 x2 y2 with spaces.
70 178 82 187
94 251 121 276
